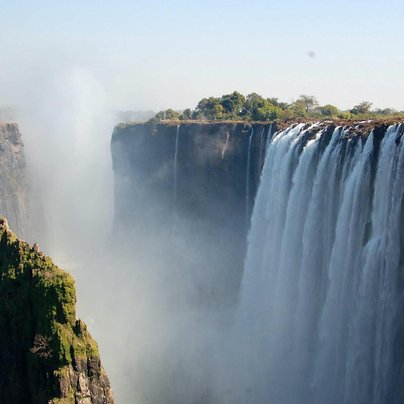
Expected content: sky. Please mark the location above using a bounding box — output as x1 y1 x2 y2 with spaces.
0 0 403 112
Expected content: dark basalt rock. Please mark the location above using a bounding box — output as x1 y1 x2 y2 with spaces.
112 122 271 230
111 122 272 306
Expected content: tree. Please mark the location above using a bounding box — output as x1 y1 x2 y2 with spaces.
153 109 180 121
350 101 372 115
220 91 245 116
214 104 225 119
253 104 282 120
287 95 319 118
319 104 339 117
374 107 396 115
180 108 192 120
337 111 354 120
150 91 402 123
296 95 319 113
196 97 221 120
267 98 288 110
240 93 283 121
289 100 308 117
154 111 166 120
241 93 266 118
164 109 180 120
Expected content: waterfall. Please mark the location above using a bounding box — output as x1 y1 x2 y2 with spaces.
257 126 266 175
246 128 254 228
173 124 180 228
230 123 404 404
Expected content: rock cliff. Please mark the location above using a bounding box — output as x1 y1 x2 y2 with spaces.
0 123 31 239
111 122 272 305
0 217 114 404
110 119 404 307
112 122 270 229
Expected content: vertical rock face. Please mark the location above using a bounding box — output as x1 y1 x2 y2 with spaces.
111 122 271 305
0 123 30 239
0 217 114 404
112 122 270 228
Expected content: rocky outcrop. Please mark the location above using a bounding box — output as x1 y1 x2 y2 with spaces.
0 217 114 404
0 123 30 238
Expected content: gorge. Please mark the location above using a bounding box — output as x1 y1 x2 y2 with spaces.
111 122 270 307
0 118 403 403
0 123 114 403
111 120 404 403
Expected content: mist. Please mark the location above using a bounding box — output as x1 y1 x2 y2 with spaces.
2 55 403 404
2 59 240 403
1 2 403 401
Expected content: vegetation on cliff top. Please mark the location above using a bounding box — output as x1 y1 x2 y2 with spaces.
0 217 113 403
149 91 404 123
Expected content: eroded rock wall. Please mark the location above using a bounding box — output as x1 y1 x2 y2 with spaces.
0 123 31 239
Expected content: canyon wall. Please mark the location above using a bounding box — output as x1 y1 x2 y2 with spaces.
0 123 115 403
111 122 271 306
107 119 404 403
0 123 31 239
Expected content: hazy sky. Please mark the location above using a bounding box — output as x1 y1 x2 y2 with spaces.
1 0 403 111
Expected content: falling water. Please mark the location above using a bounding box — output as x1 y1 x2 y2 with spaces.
173 124 180 227
245 128 254 228
230 123 404 404
257 126 266 175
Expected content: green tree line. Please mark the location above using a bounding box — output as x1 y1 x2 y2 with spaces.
150 92 404 122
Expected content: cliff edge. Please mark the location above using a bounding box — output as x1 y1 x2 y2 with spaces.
111 122 270 306
0 123 31 239
0 217 114 404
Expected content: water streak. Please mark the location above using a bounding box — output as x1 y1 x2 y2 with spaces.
173 124 180 228
246 128 254 228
